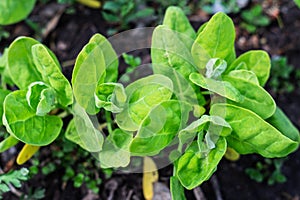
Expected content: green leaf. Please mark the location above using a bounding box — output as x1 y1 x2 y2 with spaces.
178 115 231 152
65 104 103 152
205 58 227 79
227 70 259 85
7 37 42 89
0 135 19 153
95 82 126 113
116 74 173 131
31 44 73 107
226 50 270 86
210 104 299 157
163 6 196 49
170 176 186 200
130 100 192 156
26 82 56 116
72 34 118 114
0 168 29 193
0 48 14 86
176 138 227 189
0 0 37 25
222 75 276 119
151 25 197 79
0 89 10 126
3 90 62 146
192 12 236 69
89 34 119 83
99 129 132 168
72 41 105 114
151 25 205 105
266 107 300 143
189 73 242 102
295 0 300 8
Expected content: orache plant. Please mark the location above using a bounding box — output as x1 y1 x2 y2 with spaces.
0 6 299 199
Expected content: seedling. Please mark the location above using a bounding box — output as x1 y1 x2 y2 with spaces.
0 6 299 199
240 4 270 33
269 56 298 94
0 168 29 198
245 158 287 185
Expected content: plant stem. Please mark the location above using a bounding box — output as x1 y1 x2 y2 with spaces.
105 111 113 135
57 111 69 118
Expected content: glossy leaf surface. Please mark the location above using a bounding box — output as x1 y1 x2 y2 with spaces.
227 50 270 86
192 12 236 69
176 138 226 189
130 100 191 156
3 90 62 146
223 75 276 119
210 104 299 157
116 74 173 131
0 0 36 25
32 44 73 107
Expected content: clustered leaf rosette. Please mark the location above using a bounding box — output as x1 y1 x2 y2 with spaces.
70 5 300 194
0 37 73 150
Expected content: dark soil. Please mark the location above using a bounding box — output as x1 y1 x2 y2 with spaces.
1 0 300 200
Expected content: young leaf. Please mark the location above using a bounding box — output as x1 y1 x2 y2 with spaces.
116 74 173 131
227 69 259 85
16 144 40 165
205 58 227 79
95 82 126 113
99 129 132 168
130 100 192 156
189 72 242 102
163 6 196 49
176 138 227 189
65 104 104 152
0 0 37 25
192 12 236 69
3 90 62 146
178 115 231 152
210 104 299 158
26 82 56 116
31 44 73 107
0 135 19 153
266 107 300 143
226 50 270 86
223 75 276 119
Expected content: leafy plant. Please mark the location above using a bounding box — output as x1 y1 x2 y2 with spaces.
102 0 154 34
70 6 299 196
0 0 37 25
0 6 299 199
245 158 287 185
0 168 29 198
240 4 271 33
268 56 299 94
199 0 246 14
